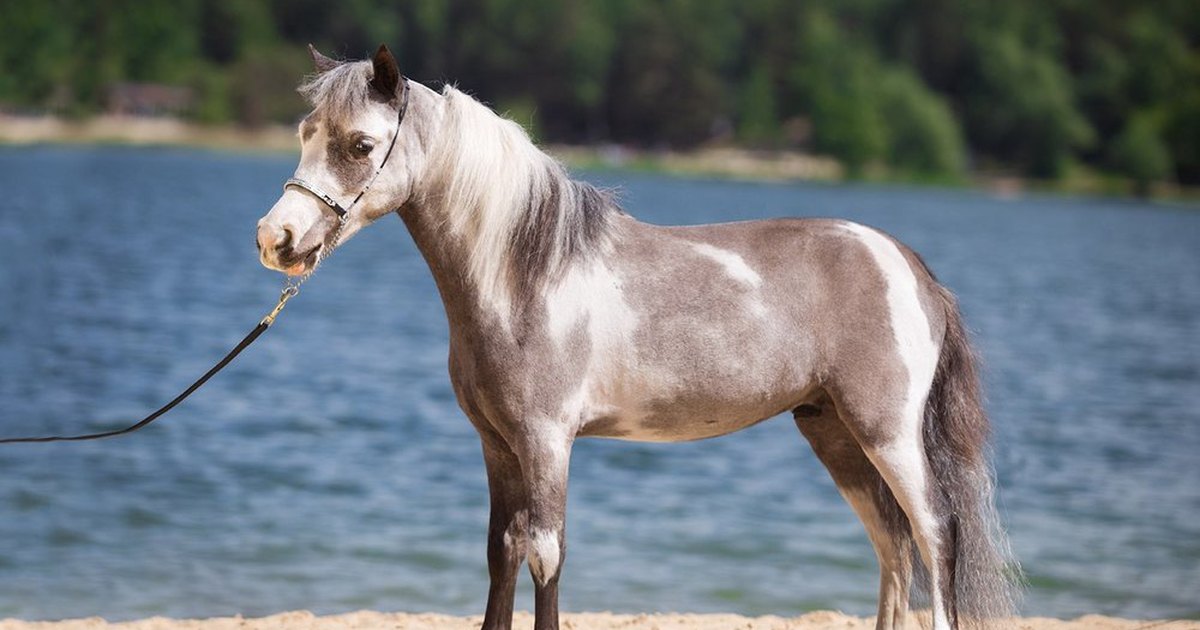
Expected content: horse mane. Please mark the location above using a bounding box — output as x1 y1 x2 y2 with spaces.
298 62 618 311
431 87 618 311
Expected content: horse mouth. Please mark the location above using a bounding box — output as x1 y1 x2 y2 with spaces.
282 244 321 276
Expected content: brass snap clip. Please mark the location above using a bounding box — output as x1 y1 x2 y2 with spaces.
261 285 299 327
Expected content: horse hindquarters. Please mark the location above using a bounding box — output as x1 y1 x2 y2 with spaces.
819 336 962 630
813 223 976 629
818 275 1019 629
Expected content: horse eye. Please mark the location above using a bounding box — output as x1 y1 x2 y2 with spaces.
353 138 375 155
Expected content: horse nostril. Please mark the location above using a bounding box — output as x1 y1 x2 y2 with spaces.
275 226 295 253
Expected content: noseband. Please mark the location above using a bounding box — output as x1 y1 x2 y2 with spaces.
283 78 411 219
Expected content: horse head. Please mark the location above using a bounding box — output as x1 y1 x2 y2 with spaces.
256 44 436 276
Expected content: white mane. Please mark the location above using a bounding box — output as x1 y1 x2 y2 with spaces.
429 87 615 312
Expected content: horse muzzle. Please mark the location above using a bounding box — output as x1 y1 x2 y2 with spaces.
256 222 324 276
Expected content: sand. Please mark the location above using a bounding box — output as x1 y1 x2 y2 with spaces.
2 611 1196 630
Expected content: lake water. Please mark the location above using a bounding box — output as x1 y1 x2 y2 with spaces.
0 147 1197 622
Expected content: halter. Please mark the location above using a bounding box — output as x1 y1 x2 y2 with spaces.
284 78 410 220
272 78 410 302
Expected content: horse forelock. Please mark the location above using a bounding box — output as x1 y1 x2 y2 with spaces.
295 61 404 199
298 61 378 123
431 88 617 316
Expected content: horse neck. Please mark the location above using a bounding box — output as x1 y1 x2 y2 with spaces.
395 199 493 334
398 90 620 336
400 183 616 340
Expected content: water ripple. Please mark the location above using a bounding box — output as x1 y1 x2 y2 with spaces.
0 148 1197 621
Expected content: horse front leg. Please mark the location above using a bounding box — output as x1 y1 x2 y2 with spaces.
479 431 529 630
518 427 574 630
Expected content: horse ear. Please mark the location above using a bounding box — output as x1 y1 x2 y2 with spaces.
370 44 401 99
308 43 340 74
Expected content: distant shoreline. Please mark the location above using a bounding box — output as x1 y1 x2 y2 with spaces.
2 113 1195 203
0 113 300 154
0 113 843 182
1 610 1196 630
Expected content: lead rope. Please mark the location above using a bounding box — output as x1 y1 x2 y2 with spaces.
0 79 409 445
0 307 284 444
0 210 348 445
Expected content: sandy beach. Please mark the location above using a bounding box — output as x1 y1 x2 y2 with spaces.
2 611 1196 630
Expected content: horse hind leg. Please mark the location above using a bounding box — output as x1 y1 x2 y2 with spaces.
833 388 959 630
864 422 958 630
794 393 914 630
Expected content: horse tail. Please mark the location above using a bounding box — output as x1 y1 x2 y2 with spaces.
921 278 1023 626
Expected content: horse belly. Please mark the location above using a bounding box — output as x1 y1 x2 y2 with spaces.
576 366 813 442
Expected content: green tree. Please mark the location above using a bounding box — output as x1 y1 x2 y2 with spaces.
877 68 966 177
1165 90 1200 184
607 0 736 147
1110 112 1172 196
738 63 780 146
0 0 73 109
1 0 1198 188
791 9 887 175
201 0 277 64
108 0 201 83
228 45 311 126
964 31 1094 178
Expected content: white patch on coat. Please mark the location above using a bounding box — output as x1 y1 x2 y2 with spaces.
838 222 937 426
545 263 682 438
545 262 637 348
691 243 762 287
527 528 561 586
559 381 601 428
256 119 337 262
294 106 395 212
690 242 768 316
562 377 645 439
840 222 949 629
875 434 954 627
871 434 952 630
257 188 325 261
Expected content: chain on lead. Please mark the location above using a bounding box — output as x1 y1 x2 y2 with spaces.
295 213 350 288
263 214 350 327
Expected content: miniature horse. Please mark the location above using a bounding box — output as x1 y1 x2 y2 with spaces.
255 45 1019 630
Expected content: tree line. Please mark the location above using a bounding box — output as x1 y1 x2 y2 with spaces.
2 0 1197 189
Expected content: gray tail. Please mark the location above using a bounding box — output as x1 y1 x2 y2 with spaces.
920 281 1023 627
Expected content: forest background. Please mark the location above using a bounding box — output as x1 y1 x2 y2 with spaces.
2 0 1197 195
